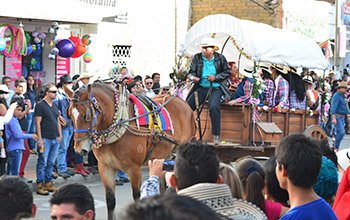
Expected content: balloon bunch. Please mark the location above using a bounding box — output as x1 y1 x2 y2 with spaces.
49 33 92 63
0 24 29 57
48 22 59 47
31 28 46 44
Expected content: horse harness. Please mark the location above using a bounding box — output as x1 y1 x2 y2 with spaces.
72 84 179 162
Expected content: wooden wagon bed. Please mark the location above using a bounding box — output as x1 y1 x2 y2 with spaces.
198 104 323 162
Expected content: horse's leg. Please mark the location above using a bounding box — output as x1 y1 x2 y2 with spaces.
99 162 116 220
126 165 142 200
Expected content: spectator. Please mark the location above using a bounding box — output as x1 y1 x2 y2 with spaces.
0 176 37 220
2 75 12 89
228 66 253 105
55 75 76 179
260 63 274 107
219 162 243 199
144 76 156 98
330 81 349 149
50 183 95 220
152 73 161 94
25 75 37 154
6 98 38 176
140 141 267 219
121 195 223 220
264 156 289 206
333 155 350 220
288 69 306 110
236 158 288 220
275 134 337 220
271 65 289 111
0 85 17 175
35 83 62 195
303 75 319 110
10 78 33 182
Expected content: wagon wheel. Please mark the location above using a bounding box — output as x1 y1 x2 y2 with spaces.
303 125 327 140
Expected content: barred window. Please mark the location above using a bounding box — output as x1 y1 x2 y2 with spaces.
112 45 131 67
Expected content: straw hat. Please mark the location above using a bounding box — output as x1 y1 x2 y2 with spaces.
338 81 348 89
302 75 313 84
199 38 219 49
259 62 271 75
78 72 92 80
0 84 11 93
241 63 254 78
271 64 288 74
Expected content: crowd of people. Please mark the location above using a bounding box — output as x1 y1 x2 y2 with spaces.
1 134 349 219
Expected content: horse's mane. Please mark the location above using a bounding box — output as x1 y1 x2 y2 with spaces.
73 82 116 102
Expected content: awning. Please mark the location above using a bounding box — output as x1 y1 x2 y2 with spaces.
1 0 120 24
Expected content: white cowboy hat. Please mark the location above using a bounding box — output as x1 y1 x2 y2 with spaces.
241 66 254 78
259 62 271 75
271 64 288 74
302 75 313 84
0 84 11 93
78 72 93 80
199 37 219 49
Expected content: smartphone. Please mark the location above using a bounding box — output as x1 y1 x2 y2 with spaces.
163 160 175 171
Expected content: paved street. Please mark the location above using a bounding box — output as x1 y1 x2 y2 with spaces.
23 135 350 220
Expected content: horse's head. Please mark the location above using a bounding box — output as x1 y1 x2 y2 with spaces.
68 84 106 154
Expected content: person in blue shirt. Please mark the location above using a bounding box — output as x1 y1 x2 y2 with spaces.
186 38 231 145
330 81 349 149
5 98 38 176
275 134 337 220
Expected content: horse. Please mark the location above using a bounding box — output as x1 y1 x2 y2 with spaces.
67 82 196 219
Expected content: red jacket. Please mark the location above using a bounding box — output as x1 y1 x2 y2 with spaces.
333 166 350 220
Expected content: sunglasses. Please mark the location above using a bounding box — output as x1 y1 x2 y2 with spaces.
49 90 57 94
146 82 153 85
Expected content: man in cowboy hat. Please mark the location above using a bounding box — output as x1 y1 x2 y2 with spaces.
271 64 289 111
228 64 254 105
260 63 275 107
330 81 349 150
72 72 92 91
186 37 231 145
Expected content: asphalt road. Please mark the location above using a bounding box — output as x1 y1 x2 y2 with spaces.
24 135 350 220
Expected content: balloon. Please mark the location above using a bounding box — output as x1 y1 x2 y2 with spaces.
49 40 54 47
38 32 46 40
51 47 59 55
69 35 83 58
26 45 33 55
56 39 75 58
83 53 92 63
48 27 55 34
74 44 86 58
82 38 91 46
0 38 6 51
32 31 39 37
48 54 55 60
34 37 41 44
25 32 31 43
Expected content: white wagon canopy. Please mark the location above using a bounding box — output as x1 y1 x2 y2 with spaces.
178 14 329 70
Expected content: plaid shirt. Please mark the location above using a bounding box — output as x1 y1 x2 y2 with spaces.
290 90 306 110
263 79 274 107
236 78 253 104
140 176 160 199
274 76 289 108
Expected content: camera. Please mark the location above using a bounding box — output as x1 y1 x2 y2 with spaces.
162 160 175 171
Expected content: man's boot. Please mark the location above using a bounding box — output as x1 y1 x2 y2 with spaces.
213 135 220 145
37 182 49 196
76 163 89 177
44 181 56 192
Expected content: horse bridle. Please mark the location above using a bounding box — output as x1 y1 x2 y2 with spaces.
73 85 101 142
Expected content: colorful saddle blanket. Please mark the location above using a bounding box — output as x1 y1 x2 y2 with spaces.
129 94 173 133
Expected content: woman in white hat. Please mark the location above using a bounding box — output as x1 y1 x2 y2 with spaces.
288 67 306 110
228 66 254 105
271 64 290 111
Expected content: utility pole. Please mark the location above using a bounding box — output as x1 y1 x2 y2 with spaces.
334 0 339 71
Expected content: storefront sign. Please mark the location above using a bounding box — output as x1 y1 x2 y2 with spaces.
4 56 22 89
79 0 116 7
56 56 70 82
343 3 350 26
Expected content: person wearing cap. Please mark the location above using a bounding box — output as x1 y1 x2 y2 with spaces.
260 64 275 107
186 38 231 145
271 65 290 110
54 75 77 179
72 73 92 91
330 81 349 150
303 75 319 110
288 67 306 110
228 66 253 105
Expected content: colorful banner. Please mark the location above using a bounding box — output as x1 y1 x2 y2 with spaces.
56 56 70 83
4 56 22 89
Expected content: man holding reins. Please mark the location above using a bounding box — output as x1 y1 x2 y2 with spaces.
186 38 231 145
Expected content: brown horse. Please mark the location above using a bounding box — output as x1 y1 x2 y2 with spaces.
67 82 195 219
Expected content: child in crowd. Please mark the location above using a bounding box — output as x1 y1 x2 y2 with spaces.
5 98 38 176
